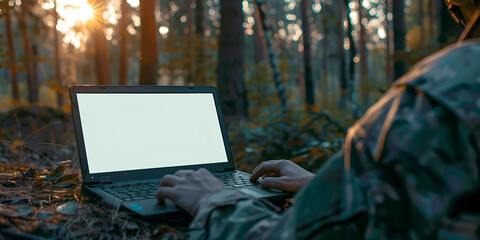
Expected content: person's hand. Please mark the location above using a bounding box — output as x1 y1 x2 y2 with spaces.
250 160 315 192
156 168 225 217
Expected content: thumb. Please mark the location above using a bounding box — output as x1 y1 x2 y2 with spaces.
261 177 285 191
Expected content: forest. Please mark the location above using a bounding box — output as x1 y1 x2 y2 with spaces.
0 0 464 238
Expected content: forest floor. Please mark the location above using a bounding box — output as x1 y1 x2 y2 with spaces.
0 106 347 239
0 107 188 239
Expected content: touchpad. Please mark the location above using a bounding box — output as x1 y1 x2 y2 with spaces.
238 188 265 198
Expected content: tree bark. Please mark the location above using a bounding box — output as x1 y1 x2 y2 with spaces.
429 0 434 40
194 0 206 85
393 0 406 80
253 2 267 63
119 0 128 85
140 0 157 85
322 36 328 106
92 27 111 85
194 0 206 35
53 0 63 106
217 0 247 120
385 0 392 82
338 0 347 108
5 8 19 101
357 0 368 99
418 0 424 49
345 0 359 118
253 0 287 111
301 0 315 108
19 3 38 103
186 0 194 84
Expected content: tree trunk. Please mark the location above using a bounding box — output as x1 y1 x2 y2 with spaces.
418 0 424 49
19 3 38 103
217 0 247 120
186 0 194 84
139 0 157 85
385 0 392 82
253 0 287 111
5 8 19 101
393 0 406 80
429 0 434 40
53 0 63 107
253 2 267 63
92 27 111 85
119 0 128 85
322 37 328 107
338 0 347 108
301 0 315 109
194 0 206 85
345 0 359 118
357 0 368 99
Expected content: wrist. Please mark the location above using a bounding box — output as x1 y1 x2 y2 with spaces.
191 186 226 216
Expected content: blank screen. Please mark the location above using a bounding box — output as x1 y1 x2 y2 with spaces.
77 93 229 174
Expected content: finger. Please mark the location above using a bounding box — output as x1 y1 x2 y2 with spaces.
251 161 266 176
250 160 277 174
260 177 285 191
174 170 194 177
250 161 282 181
156 187 177 203
160 175 181 187
197 168 212 176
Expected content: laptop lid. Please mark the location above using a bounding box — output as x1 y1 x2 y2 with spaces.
70 86 235 184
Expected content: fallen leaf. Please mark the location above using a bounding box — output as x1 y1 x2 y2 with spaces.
48 161 71 179
52 182 73 188
52 173 77 184
25 168 37 178
14 207 33 216
38 212 54 219
1 180 16 188
1 197 30 205
33 179 44 189
56 201 78 215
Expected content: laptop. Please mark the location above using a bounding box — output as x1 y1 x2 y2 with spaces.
69 85 290 218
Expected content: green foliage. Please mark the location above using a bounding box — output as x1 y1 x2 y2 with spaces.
228 107 349 173
158 33 219 86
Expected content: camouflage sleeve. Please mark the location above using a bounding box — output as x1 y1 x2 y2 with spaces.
187 150 369 239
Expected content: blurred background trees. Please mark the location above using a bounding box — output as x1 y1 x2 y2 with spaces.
0 0 464 170
0 0 462 112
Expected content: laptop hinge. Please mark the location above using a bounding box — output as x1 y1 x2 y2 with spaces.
99 176 112 184
215 166 226 172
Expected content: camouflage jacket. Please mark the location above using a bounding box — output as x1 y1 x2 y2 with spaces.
187 41 480 239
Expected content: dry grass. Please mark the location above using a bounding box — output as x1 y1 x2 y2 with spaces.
0 107 187 239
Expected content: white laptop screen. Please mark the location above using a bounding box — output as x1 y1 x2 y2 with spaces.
76 93 229 174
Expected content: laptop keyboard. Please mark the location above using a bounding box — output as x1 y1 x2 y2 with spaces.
101 171 258 202
214 171 257 189
101 181 160 202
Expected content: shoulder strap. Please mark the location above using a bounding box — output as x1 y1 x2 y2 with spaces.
393 42 480 148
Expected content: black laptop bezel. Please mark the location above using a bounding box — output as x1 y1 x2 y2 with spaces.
70 85 236 184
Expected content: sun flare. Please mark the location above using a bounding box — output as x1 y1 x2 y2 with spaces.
44 0 102 51
57 0 95 26
76 2 94 23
